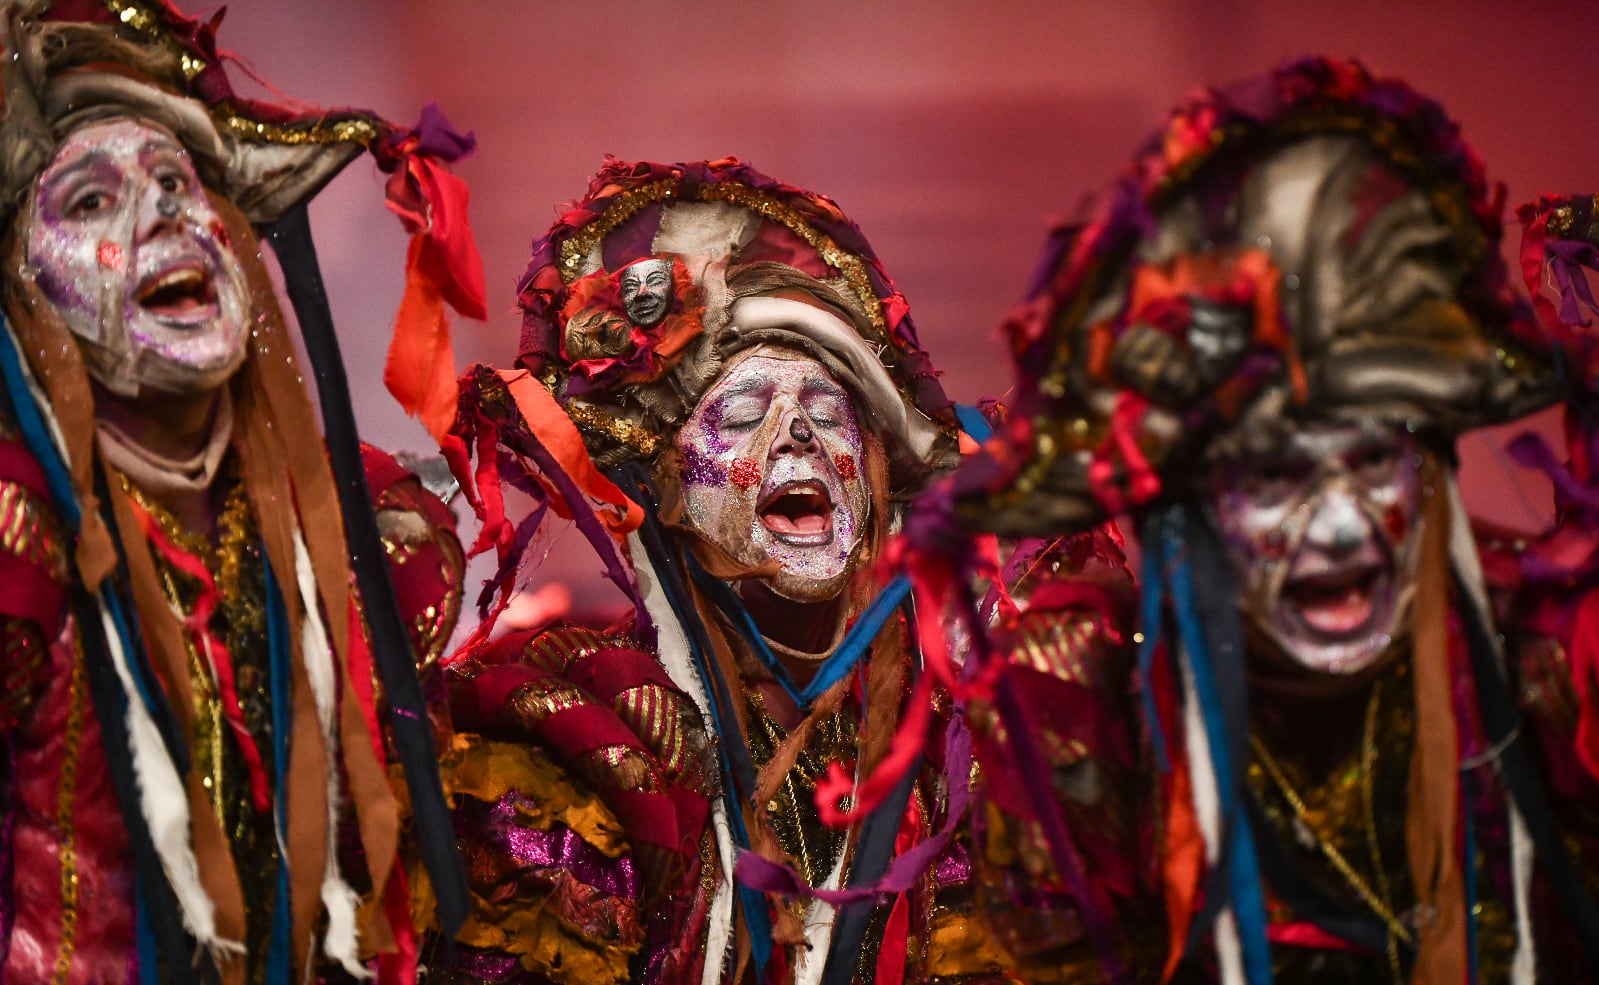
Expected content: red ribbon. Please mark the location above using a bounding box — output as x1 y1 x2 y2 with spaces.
1519 210 1561 333
1088 392 1161 515
383 135 487 444
127 496 272 813
1570 589 1599 783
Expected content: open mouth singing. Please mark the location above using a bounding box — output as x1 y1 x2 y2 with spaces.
758 480 834 546
136 259 218 325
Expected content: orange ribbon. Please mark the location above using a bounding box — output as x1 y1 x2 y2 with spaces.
497 369 642 536
384 150 488 443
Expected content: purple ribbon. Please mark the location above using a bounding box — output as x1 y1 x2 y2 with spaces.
409 102 478 162
1508 431 1599 514
1548 239 1599 328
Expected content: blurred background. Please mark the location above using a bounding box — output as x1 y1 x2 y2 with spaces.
219 0 1597 618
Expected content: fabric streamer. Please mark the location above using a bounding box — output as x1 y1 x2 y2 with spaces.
265 203 470 945
613 466 778 975
1154 505 1274 985
737 712 970 911
688 553 911 709
379 104 488 444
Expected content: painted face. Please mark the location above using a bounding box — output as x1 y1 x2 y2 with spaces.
676 346 870 603
1210 421 1423 675
27 118 249 397
619 257 674 327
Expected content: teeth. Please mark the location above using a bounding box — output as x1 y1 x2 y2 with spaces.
140 267 205 300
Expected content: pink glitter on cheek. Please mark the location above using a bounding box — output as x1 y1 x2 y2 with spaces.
729 457 761 490
834 453 857 480
96 241 124 270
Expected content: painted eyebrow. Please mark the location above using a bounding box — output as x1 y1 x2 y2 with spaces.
713 375 772 401
139 139 189 167
41 151 114 194
802 377 847 399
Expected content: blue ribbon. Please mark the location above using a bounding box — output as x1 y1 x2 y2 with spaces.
264 561 294 984
1137 539 1170 771
953 403 993 443
687 552 911 709
1162 512 1273 985
0 315 77 522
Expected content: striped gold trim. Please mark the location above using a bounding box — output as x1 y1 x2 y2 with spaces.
50 649 87 985
0 479 67 583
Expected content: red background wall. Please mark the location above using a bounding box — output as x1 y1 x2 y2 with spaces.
216 0 1597 611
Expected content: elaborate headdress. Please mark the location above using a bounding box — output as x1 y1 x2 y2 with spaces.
511 156 958 492
957 57 1558 534
0 1 474 977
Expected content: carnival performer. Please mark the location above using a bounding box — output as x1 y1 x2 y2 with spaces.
936 58 1599 984
0 2 480 981
432 157 1108 985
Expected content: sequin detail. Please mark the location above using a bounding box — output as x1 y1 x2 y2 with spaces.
729 457 761 490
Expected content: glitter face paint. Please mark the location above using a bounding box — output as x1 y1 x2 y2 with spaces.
677 345 869 603
27 119 249 397
1210 421 1423 675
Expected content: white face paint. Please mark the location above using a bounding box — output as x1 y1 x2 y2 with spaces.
27 119 249 397
619 257 674 327
676 346 870 603
1210 421 1423 675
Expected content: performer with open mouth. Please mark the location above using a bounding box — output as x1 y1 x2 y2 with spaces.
939 57 1599 984
0 2 481 981
431 156 1133 985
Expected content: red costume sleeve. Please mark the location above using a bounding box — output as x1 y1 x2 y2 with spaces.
0 418 69 732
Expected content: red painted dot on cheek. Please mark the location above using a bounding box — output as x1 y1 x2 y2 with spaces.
211 220 230 250
729 457 761 490
1384 504 1408 542
834 453 857 480
1257 527 1288 562
96 241 124 270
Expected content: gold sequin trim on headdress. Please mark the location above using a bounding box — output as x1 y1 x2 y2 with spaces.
556 180 887 337
563 399 662 457
98 0 383 147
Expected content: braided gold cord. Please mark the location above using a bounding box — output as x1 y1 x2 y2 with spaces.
1251 681 1414 951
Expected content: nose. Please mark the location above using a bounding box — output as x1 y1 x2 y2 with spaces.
1303 486 1370 555
135 181 183 244
769 409 819 460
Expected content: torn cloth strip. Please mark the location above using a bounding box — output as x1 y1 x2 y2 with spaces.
263 203 469 941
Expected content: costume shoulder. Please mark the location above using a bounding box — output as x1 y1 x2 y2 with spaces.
361 443 466 673
969 528 1168 980
1473 512 1599 852
433 624 716 984
0 406 69 627
0 406 70 733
